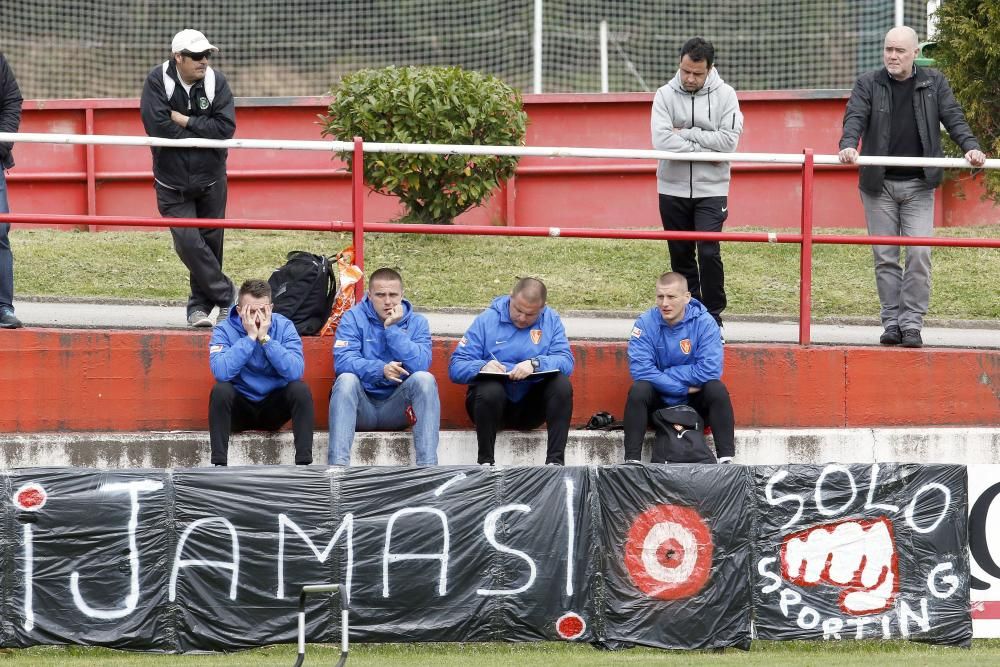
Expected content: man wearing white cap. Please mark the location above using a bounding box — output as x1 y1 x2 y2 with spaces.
141 29 237 328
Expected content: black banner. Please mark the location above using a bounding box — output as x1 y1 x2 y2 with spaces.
752 464 970 646
598 465 752 649
0 464 969 651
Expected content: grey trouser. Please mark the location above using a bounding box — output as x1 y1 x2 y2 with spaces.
859 179 936 332
155 179 234 317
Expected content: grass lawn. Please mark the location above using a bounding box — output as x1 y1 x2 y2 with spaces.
10 226 1000 320
6 640 1000 666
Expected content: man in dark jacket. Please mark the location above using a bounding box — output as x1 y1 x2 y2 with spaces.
141 29 237 328
208 279 314 466
0 53 23 329
623 272 734 464
839 26 985 349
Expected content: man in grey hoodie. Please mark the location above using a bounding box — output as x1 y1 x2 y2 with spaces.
652 37 743 340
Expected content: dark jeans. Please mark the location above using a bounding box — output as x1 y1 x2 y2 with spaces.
156 179 234 317
623 379 735 461
0 170 13 310
464 374 573 465
209 380 315 465
659 194 728 324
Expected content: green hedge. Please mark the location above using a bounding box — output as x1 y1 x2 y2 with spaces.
935 1 1000 200
322 66 528 224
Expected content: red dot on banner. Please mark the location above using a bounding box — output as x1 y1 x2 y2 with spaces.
14 484 47 511
555 612 586 640
657 537 685 569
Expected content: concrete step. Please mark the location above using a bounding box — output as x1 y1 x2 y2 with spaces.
1 428 997 469
14 300 1000 348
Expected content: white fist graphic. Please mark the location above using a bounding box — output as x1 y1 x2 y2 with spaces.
780 517 898 615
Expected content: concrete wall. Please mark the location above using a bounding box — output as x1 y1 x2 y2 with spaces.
1 328 997 432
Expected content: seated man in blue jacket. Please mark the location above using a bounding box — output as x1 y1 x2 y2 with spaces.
208 279 314 466
327 268 440 466
449 277 575 466
624 272 734 463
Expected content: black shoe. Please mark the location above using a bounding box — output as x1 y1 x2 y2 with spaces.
0 308 22 329
900 329 923 348
879 325 901 346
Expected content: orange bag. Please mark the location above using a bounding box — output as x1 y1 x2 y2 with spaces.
318 247 364 336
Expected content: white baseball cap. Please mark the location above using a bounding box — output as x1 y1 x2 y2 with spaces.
171 29 219 54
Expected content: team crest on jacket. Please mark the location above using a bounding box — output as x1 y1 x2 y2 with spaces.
530 329 542 345
679 338 692 354
334 339 348 348
631 326 642 339
198 96 209 110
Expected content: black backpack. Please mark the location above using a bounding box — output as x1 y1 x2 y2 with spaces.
268 251 336 336
650 404 716 464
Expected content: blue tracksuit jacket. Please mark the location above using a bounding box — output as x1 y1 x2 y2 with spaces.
449 295 574 402
333 297 432 401
628 298 723 406
209 309 304 403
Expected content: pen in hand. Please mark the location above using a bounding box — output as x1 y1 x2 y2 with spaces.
485 351 508 374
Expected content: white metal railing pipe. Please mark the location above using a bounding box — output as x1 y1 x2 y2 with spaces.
0 132 996 170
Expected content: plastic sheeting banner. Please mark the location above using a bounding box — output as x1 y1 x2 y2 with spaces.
0 464 968 652
969 464 1000 638
753 464 970 646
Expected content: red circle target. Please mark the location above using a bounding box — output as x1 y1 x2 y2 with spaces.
555 612 586 640
13 483 47 511
624 504 713 600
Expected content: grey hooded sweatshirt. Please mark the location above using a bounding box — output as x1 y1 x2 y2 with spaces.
651 67 743 198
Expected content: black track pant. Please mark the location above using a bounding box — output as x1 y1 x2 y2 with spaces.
465 374 573 465
209 380 314 465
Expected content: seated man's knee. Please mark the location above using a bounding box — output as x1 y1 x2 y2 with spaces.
547 373 573 400
285 380 313 404
333 373 361 391
331 372 362 398
210 381 237 406
467 380 507 421
473 379 507 407
406 370 438 395
701 379 731 404
627 380 657 405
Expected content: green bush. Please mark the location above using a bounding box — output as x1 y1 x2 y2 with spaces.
322 66 528 224
934 1 1000 199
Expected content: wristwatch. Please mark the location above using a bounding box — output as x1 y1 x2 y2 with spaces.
530 357 540 371
260 334 271 345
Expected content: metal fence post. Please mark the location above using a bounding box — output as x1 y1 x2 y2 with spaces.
799 148 814 346
352 136 365 301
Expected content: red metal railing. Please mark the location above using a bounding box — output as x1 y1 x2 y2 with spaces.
3 135 1000 345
